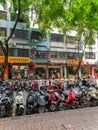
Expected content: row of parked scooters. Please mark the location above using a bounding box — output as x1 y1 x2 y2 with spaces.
0 79 98 117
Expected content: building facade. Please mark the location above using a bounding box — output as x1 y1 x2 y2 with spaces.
29 28 50 79
0 9 98 80
0 10 30 79
29 28 98 79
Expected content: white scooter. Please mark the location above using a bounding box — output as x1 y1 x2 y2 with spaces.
15 92 25 115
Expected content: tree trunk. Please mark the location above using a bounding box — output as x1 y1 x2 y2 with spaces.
73 41 86 77
73 52 84 76
0 40 8 80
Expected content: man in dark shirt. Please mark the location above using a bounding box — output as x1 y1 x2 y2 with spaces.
82 77 87 86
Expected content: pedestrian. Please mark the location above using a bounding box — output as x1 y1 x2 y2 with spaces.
32 80 38 90
57 72 61 80
7 83 11 90
17 73 21 80
82 76 87 86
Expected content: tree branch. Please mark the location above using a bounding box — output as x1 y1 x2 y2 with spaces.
6 0 21 43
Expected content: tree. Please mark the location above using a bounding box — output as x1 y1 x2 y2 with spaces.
0 0 36 80
1 0 98 79
34 0 98 76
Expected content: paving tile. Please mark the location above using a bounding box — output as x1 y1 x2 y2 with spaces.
1 107 98 130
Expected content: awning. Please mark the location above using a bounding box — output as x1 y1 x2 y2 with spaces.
84 61 90 66
67 60 84 65
35 65 47 68
48 66 61 68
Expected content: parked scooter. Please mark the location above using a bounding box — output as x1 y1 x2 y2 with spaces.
26 90 46 114
88 87 98 107
78 86 90 108
0 93 13 117
62 89 77 110
45 89 64 112
15 91 25 115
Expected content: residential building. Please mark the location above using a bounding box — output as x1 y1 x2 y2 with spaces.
48 30 66 79
0 8 98 80
0 10 30 79
29 28 50 79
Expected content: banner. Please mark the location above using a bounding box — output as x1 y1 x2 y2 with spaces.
0 56 4 63
67 60 84 65
8 57 30 63
0 56 30 64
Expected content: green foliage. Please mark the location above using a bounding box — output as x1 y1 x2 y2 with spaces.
1 37 6 44
0 11 7 20
0 0 98 45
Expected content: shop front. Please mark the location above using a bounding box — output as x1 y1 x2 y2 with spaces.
81 61 94 78
0 56 30 80
66 60 84 78
81 66 92 77
9 57 30 79
33 64 61 79
34 65 47 79
48 65 61 79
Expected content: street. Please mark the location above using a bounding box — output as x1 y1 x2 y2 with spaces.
0 107 98 130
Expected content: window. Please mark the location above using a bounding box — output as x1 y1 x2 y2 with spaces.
10 13 16 21
30 51 36 58
59 52 66 59
50 33 64 42
9 48 29 57
36 51 47 58
66 36 80 44
0 28 6 36
9 48 18 57
10 13 26 22
10 29 28 39
85 52 95 59
13 49 18 57
67 52 79 59
30 51 49 59
0 11 7 20
31 31 46 41
18 49 29 57
51 52 59 58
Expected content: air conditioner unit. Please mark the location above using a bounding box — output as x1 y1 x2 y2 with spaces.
12 34 15 37
9 42 16 47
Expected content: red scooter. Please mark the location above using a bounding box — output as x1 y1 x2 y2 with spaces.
62 89 77 110
46 89 64 112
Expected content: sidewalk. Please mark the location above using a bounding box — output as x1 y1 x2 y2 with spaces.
0 107 98 130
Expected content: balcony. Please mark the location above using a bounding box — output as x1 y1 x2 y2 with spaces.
50 41 65 48
0 20 7 27
49 58 66 64
31 58 48 63
9 21 27 30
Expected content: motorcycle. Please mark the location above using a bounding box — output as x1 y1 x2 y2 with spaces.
0 95 13 117
45 90 64 112
79 89 90 108
15 92 25 116
88 87 98 107
62 89 77 110
26 91 46 114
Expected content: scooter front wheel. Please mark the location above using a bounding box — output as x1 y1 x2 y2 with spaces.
50 104 56 112
70 101 77 109
90 100 97 107
58 102 64 111
81 99 90 108
38 106 46 113
26 108 32 115
19 108 24 115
